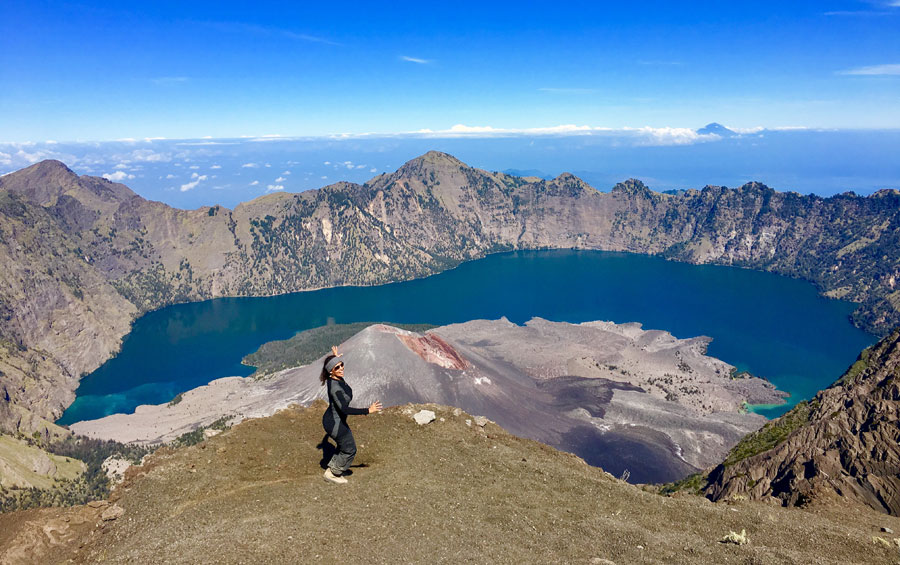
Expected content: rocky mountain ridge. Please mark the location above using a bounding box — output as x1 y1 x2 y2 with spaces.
704 328 900 515
1 151 898 435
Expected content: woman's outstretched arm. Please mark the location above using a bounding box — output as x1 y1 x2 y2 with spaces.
333 388 373 416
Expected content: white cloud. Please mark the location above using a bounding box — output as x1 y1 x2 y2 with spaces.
242 162 259 168
175 141 239 146
129 149 170 162
102 171 135 182
370 168 377 173
249 180 259 186
839 63 900 75
0 152 13 166
769 126 811 131
211 164 222 169
826 2 900 15
330 123 722 146
189 165 200 169
414 123 600 137
401 55 430 64
321 176 328 179
247 136 293 143
323 161 331 165
266 184 284 191
622 126 720 146
202 21 339 46
275 176 287 182
12 148 72 165
728 126 765 134
355 164 366 169
281 170 291 175
114 163 129 169
166 174 176 179
264 163 271 168
180 173 208 192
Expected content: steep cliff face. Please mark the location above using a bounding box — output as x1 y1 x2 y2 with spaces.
0 152 898 434
705 329 900 515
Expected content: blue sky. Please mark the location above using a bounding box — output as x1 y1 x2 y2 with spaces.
2 1 899 142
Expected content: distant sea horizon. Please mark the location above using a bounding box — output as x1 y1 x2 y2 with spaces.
3 128 898 210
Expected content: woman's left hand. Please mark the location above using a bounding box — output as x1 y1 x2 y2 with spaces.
331 345 342 357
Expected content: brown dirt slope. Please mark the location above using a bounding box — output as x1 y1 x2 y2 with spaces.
706 328 900 515
4 401 899 564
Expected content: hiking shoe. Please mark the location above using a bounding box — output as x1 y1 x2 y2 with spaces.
323 469 348 484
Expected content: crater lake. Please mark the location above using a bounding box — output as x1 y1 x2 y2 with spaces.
58 250 875 425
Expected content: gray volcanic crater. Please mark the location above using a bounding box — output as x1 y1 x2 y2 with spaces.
71 318 785 484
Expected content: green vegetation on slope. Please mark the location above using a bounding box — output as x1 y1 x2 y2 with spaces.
723 400 817 467
242 322 437 377
0 435 151 513
171 416 232 448
0 435 84 490
658 472 709 496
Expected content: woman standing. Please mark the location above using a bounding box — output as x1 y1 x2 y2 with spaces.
321 346 382 484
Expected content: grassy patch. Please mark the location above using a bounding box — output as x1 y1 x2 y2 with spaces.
172 416 232 448
0 435 84 490
0 434 153 512
659 472 708 496
242 322 438 377
723 400 816 467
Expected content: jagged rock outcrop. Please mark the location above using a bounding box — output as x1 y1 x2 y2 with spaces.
705 329 900 514
1 152 899 435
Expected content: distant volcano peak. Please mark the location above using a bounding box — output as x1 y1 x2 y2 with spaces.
696 123 738 137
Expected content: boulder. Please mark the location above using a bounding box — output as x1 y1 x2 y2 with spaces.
413 410 436 425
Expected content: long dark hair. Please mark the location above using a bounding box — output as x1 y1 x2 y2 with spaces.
320 354 338 385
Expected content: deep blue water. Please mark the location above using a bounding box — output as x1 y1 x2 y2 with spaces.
58 250 875 424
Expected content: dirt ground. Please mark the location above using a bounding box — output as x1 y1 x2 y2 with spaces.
3 401 900 564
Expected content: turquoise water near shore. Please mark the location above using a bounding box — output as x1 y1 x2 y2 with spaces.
58 250 875 425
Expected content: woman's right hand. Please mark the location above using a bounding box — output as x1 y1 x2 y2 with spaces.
368 401 383 414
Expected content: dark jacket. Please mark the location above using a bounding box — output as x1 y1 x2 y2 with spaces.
323 378 367 436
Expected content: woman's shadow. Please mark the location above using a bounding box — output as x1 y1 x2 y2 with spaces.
316 434 368 476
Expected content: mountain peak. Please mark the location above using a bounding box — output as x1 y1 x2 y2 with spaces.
697 123 738 137
8 159 78 181
611 178 651 195
0 159 82 206
402 150 468 170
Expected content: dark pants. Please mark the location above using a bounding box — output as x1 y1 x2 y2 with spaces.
323 416 357 476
